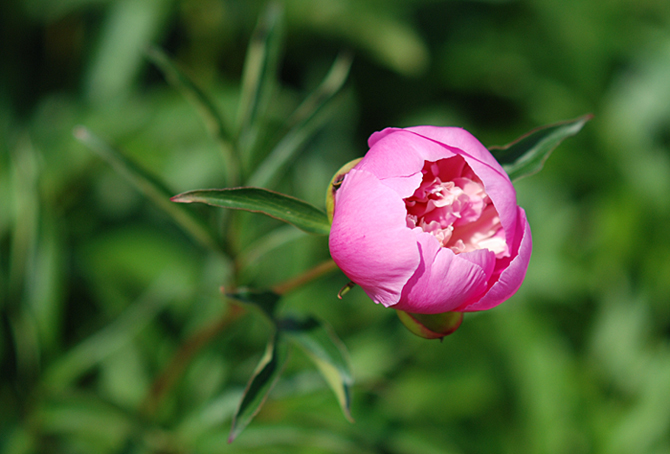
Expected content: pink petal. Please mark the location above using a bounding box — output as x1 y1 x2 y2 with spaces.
329 168 420 307
394 232 492 314
404 126 507 177
359 129 457 198
458 207 532 312
404 126 519 251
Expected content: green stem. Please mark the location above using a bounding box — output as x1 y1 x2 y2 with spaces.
272 259 338 295
141 303 245 418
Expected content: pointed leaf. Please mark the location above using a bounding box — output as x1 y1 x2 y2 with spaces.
171 187 331 235
229 332 289 442
248 52 353 188
489 114 592 181
146 47 238 185
236 1 283 164
237 225 306 271
225 288 281 321
73 127 221 252
280 316 354 422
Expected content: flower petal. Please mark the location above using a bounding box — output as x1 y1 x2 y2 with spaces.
394 232 491 314
405 126 519 250
359 129 457 198
457 207 532 311
404 126 507 177
329 168 420 307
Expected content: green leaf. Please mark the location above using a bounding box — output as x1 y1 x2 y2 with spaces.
225 288 282 321
43 272 175 390
280 316 354 422
73 127 221 253
229 331 289 443
237 225 306 272
171 187 331 235
236 1 284 166
146 47 238 186
247 52 353 189
489 114 592 181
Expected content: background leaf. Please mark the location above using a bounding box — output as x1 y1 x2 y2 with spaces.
490 115 593 181
229 331 289 443
225 288 282 321
281 316 354 422
146 47 238 186
171 187 331 235
74 127 221 252
247 52 353 188
236 1 284 169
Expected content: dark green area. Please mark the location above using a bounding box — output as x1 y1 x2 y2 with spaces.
2 0 670 453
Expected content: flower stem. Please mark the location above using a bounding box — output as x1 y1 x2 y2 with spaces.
141 303 245 418
272 259 338 295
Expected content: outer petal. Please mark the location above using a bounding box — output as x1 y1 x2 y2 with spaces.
329 168 420 307
458 207 532 312
357 129 457 198
404 126 519 251
404 126 507 177
394 233 493 314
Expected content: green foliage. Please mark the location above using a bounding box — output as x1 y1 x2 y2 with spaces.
490 114 593 181
229 330 289 443
3 0 670 453
172 187 331 235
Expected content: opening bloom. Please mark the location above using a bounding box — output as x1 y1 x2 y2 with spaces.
328 126 532 314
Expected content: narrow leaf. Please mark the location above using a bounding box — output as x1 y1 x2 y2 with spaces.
229 332 289 442
247 52 352 189
225 288 281 321
44 272 175 390
489 114 592 181
281 316 354 422
73 127 221 252
171 187 331 235
146 47 238 185
236 1 283 164
237 225 306 271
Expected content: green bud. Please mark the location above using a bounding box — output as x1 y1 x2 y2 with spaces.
326 158 362 224
397 310 464 340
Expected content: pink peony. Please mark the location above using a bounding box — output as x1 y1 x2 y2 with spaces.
329 126 532 315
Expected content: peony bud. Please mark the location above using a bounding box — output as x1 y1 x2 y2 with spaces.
396 310 463 340
328 126 532 336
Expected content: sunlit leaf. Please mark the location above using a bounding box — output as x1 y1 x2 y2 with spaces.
248 52 353 188
489 114 592 181
146 47 238 185
171 187 331 235
229 331 289 443
225 288 281 321
280 316 354 422
73 127 221 252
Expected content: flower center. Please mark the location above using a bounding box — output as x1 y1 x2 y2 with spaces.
404 157 508 256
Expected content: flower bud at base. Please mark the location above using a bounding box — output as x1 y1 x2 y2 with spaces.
397 310 463 340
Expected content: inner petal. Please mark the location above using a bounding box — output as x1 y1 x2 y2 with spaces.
405 157 508 257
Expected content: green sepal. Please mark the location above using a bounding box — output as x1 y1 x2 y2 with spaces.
397 310 464 340
325 158 362 223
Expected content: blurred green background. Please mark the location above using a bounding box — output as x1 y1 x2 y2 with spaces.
2 0 670 453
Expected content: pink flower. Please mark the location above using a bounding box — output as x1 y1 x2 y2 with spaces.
329 126 532 314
